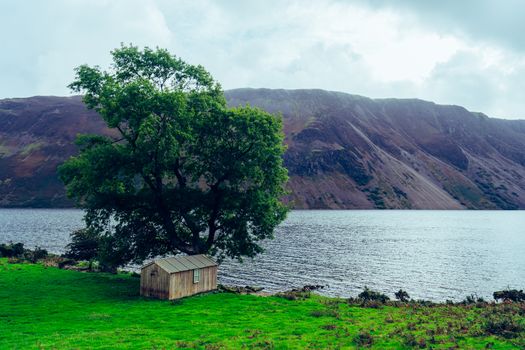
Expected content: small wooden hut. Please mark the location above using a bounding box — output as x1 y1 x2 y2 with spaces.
140 255 218 300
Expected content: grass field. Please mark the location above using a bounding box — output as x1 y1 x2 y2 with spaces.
0 258 524 349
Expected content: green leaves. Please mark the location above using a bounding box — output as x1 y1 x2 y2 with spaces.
59 45 289 267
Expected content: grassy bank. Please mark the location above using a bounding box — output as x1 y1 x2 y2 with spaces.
0 259 524 349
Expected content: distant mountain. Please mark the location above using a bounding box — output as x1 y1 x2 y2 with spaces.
0 96 114 207
1 89 524 209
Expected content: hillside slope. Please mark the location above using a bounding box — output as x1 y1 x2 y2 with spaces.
227 89 525 209
0 96 111 207
1 89 524 209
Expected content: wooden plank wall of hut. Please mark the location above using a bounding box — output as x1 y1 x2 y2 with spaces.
169 266 218 299
140 264 170 299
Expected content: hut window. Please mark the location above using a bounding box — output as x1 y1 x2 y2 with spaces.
193 269 201 283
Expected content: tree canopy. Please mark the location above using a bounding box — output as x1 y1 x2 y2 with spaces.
59 45 288 267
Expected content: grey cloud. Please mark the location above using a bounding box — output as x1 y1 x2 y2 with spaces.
358 0 525 51
419 50 525 118
0 0 524 119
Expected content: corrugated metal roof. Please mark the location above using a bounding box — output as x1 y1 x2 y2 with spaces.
145 255 217 274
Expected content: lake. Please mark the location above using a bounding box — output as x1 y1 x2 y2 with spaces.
0 209 523 301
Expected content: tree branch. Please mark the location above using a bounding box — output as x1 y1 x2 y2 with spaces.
205 183 223 250
141 172 193 254
174 158 186 188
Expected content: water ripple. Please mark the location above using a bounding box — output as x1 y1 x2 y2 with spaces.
1 209 524 301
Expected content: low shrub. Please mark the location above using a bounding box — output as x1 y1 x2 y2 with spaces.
57 259 77 269
0 242 25 258
251 340 274 350
412 299 435 307
175 341 190 348
416 337 427 348
321 324 337 330
394 289 410 302
7 256 25 264
310 309 339 318
385 314 394 323
361 300 384 309
493 289 525 303
463 294 477 305
41 255 71 267
483 314 524 338
354 331 374 347
403 333 418 347
24 246 48 263
0 242 48 263
358 286 390 303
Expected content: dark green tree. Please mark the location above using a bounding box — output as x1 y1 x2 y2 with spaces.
59 45 288 267
65 228 99 271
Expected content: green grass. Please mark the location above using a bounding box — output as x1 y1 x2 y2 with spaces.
0 259 523 349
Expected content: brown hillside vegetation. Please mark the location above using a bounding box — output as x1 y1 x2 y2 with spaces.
1 89 524 209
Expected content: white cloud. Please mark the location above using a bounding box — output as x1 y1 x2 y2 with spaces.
1 0 524 119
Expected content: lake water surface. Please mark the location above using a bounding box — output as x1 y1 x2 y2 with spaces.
1 209 523 301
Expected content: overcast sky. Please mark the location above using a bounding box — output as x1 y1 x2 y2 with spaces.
1 0 525 119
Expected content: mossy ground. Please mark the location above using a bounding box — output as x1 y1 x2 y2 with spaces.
0 258 523 349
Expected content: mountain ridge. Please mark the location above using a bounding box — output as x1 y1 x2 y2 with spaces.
1 89 524 209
